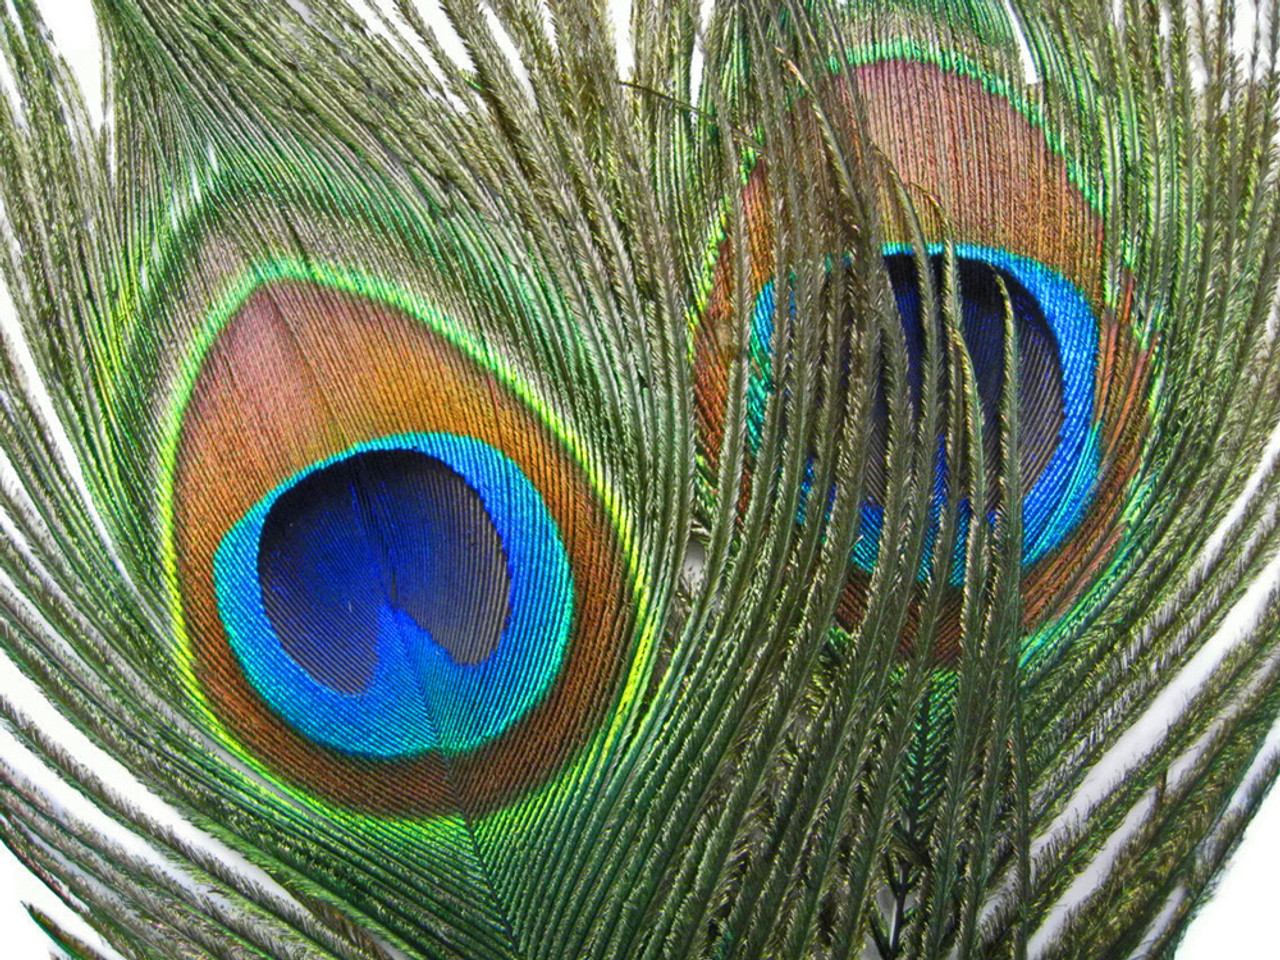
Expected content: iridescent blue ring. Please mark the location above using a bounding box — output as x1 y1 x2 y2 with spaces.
748 244 1101 575
213 432 573 759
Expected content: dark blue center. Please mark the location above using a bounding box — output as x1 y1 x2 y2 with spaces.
872 251 1065 499
257 449 511 695
214 432 574 758
747 244 1099 574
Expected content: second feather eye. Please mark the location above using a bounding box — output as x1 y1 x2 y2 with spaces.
694 55 1147 646
746 245 1099 579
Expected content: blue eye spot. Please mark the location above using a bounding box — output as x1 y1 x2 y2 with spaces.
748 245 1101 576
213 433 574 759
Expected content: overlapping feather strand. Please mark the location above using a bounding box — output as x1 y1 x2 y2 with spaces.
0 0 1277 957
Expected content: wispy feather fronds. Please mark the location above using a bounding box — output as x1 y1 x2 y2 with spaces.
0 0 1277 957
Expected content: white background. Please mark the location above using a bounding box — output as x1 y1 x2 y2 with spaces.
0 0 1273 957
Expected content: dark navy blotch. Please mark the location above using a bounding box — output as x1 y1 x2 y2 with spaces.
257 449 512 694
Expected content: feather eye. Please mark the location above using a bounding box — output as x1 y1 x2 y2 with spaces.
168 277 633 813
695 54 1148 643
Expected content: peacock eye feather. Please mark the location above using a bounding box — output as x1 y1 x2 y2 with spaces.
215 434 572 757
744 245 1100 571
1 0 1277 955
694 54 1149 655
164 275 637 814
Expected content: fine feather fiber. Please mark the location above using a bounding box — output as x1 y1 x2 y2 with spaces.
0 0 1279 957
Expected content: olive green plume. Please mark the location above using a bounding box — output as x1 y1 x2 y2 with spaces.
0 0 1277 957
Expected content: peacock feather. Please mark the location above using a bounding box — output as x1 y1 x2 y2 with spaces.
0 0 1277 956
